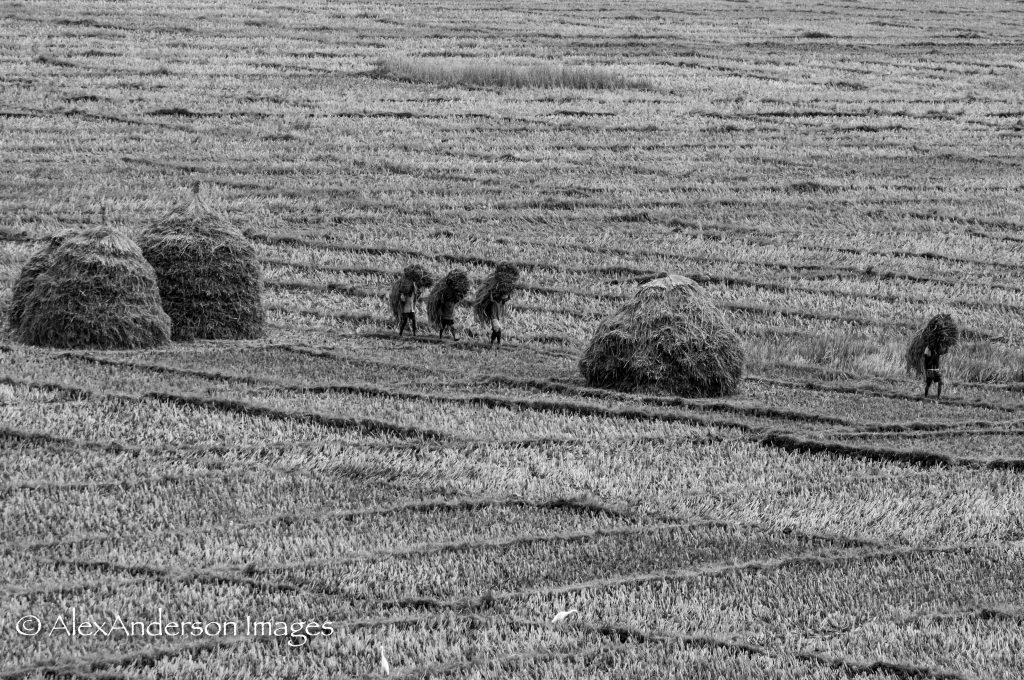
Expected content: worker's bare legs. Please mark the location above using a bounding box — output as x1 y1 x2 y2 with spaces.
399 312 416 337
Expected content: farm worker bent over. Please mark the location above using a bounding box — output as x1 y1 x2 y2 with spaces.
488 294 508 347
398 282 418 336
438 298 458 340
923 345 943 398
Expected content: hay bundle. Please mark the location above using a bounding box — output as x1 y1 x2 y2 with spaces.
426 269 471 326
905 313 959 375
138 183 264 341
473 262 520 324
8 231 70 330
388 264 434 321
579 274 744 397
14 226 171 349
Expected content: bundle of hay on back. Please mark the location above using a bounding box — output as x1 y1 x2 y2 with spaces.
14 226 171 349
905 313 959 375
473 262 520 324
388 264 434 321
138 183 264 341
579 274 744 397
426 269 471 326
8 231 70 330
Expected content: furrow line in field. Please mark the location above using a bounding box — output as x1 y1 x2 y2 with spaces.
374 544 965 610
49 350 1014 437
760 430 1024 470
204 520 759 572
29 521 749 590
749 375 1024 414
0 373 450 442
249 230 1023 279
261 255 1024 317
475 374 1016 434
576 620 966 680
4 364 1009 471
12 494 636 554
262 277 1006 338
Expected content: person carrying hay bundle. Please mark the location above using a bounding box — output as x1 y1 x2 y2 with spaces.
579 274 744 397
427 269 470 340
389 264 433 337
12 225 171 350
138 182 265 341
473 262 519 347
906 313 959 399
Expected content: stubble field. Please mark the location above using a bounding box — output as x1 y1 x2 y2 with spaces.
1 0 1023 678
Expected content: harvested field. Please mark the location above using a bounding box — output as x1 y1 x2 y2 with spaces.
2 0 1023 678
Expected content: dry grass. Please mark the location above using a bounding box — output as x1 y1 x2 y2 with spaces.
2 0 1024 677
371 57 653 91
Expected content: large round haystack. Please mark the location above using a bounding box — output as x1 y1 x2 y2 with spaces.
388 264 434 321
579 275 744 397
15 226 171 349
138 183 264 341
906 313 959 375
8 232 70 330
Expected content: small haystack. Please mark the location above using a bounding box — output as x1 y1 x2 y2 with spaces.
8 231 70 330
426 269 471 327
138 183 264 341
388 264 434 321
14 226 171 349
579 274 744 397
473 262 520 325
906 313 959 375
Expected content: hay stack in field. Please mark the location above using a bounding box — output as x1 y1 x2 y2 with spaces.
8 232 70 330
906 313 959 375
388 264 434 321
426 269 471 326
138 183 264 341
579 274 744 397
14 226 171 349
473 262 520 325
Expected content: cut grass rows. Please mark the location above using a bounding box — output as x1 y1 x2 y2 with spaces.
43 349 1000 435
4 361 1021 471
43 343 1024 437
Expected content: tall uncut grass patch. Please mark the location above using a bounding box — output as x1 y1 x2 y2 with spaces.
371 57 653 90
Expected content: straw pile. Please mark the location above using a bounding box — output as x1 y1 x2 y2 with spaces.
473 262 519 324
426 269 471 326
8 232 70 330
138 183 264 341
906 313 959 375
388 264 434 321
579 275 744 397
12 226 171 349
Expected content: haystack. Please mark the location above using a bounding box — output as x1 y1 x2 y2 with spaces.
8 231 70 330
579 274 744 397
426 269 471 326
138 183 264 341
14 226 171 349
388 264 434 321
906 313 959 375
473 262 520 325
